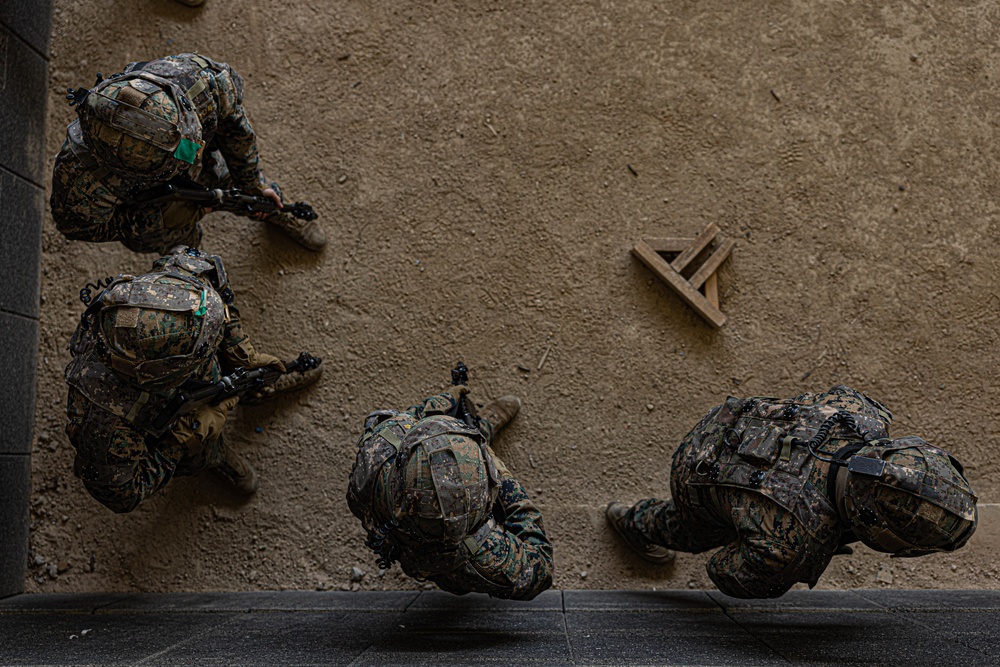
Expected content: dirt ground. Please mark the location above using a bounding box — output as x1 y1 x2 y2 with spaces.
28 0 1000 594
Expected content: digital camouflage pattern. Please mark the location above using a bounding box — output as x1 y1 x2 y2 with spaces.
843 438 977 555
65 249 265 513
348 391 554 600
626 385 896 598
51 53 269 254
77 71 204 181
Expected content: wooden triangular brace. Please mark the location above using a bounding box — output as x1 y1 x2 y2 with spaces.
632 223 735 328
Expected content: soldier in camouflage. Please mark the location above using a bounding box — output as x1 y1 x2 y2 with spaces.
347 387 554 600
65 247 321 513
606 385 978 598
51 53 326 254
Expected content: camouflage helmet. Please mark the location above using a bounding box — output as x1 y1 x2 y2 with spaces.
842 436 977 557
392 420 499 543
77 71 203 181
94 269 226 390
348 413 500 572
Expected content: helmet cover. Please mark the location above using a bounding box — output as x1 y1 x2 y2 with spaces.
78 72 203 181
843 436 977 557
95 271 225 389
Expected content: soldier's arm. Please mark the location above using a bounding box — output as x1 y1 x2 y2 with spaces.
404 391 462 419
434 475 554 601
215 302 284 373
210 65 264 193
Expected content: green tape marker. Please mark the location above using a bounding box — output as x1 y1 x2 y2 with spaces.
194 289 207 317
173 137 202 164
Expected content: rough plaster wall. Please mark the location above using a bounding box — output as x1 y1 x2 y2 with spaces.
28 0 1000 593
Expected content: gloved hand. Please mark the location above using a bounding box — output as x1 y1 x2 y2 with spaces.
247 350 286 373
167 396 240 457
443 384 469 404
487 444 512 479
222 337 286 373
250 175 285 220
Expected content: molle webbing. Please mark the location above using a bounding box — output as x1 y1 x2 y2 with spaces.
64 344 163 437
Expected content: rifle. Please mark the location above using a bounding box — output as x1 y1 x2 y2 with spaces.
450 361 480 429
132 178 318 221
148 352 322 437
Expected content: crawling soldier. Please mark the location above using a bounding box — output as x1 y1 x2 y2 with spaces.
606 385 978 598
347 384 553 600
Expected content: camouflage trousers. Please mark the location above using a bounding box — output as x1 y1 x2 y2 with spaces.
626 494 735 554
76 432 227 514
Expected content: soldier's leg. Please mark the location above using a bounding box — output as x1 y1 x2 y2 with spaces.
116 202 204 254
257 172 327 251
478 396 522 445
167 397 257 494
626 495 733 553
75 449 175 515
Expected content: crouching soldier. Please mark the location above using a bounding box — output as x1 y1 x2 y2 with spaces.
347 380 554 600
52 52 326 254
606 385 977 598
65 247 322 513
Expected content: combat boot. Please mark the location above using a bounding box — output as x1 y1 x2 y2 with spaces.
266 212 327 251
213 446 259 495
172 0 206 6
479 395 521 435
240 365 323 405
605 501 676 565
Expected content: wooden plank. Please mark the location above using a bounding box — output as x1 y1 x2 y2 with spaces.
632 241 727 328
642 237 695 253
670 223 719 272
689 237 735 289
703 272 719 308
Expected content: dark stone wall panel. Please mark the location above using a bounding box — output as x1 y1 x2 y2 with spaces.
0 311 38 456
0 170 42 318
0 21 48 184
0 454 29 597
0 0 52 57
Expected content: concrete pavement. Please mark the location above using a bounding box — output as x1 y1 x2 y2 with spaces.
1 589 999 666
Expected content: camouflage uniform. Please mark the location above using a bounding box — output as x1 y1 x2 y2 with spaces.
625 386 900 598
51 53 272 254
347 392 554 600
64 249 272 512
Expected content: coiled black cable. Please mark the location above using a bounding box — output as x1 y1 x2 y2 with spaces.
79 276 115 305
803 411 872 465
365 518 401 570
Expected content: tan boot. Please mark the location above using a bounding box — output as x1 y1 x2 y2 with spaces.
479 395 521 435
266 212 327 251
240 365 323 405
606 501 675 565
213 446 259 495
